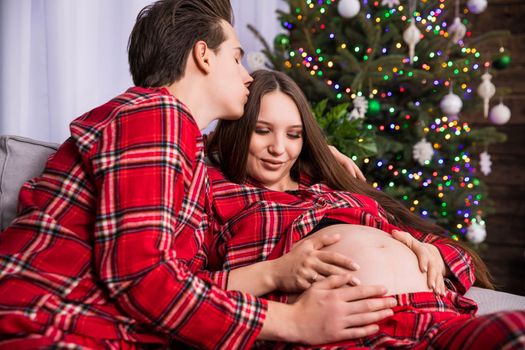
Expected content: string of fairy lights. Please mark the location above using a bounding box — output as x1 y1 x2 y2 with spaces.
278 0 492 237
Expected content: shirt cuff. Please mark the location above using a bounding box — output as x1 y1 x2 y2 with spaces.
195 269 230 290
433 241 475 294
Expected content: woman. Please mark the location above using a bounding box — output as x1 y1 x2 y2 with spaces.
206 70 525 348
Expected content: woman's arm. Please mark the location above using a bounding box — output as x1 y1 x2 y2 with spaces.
227 232 360 296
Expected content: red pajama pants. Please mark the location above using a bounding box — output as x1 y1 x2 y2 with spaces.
273 291 525 349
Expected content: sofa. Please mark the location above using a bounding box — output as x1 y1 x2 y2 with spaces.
1 135 524 315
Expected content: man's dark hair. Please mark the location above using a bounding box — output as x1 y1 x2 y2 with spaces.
128 0 233 87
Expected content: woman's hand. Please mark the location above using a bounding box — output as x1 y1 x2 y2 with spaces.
391 229 447 295
328 145 366 181
269 232 361 293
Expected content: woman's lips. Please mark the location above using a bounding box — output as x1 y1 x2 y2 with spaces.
261 159 284 170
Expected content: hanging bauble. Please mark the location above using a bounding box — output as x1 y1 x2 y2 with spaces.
466 218 487 244
273 33 290 51
366 98 381 117
492 54 511 70
448 17 467 44
338 0 361 18
479 151 492 176
477 72 496 118
381 0 400 8
467 0 488 14
246 52 267 71
412 138 434 165
440 92 463 116
348 96 368 120
489 102 511 125
403 21 421 64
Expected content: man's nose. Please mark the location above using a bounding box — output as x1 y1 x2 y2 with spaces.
242 65 253 87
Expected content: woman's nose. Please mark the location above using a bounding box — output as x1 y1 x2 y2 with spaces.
268 136 285 155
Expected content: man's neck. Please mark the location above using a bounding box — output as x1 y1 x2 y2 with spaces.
165 82 214 130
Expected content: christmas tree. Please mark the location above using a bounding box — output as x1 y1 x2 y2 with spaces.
250 0 511 243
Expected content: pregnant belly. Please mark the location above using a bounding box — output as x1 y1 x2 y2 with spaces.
312 224 432 296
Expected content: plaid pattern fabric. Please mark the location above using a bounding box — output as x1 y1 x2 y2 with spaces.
208 167 525 349
0 87 266 349
274 292 525 349
207 165 475 298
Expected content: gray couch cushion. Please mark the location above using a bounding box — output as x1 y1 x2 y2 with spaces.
466 286 525 315
0 135 58 230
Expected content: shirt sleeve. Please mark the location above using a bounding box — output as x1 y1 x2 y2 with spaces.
404 227 475 294
195 270 230 290
86 98 266 349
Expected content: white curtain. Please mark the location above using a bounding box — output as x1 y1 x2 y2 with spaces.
0 0 285 143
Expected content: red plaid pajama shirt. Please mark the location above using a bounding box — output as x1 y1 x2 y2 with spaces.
207 166 525 349
0 87 266 349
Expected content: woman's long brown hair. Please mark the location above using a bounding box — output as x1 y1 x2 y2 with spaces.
208 69 493 289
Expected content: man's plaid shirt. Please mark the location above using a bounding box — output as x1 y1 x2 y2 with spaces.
0 87 266 349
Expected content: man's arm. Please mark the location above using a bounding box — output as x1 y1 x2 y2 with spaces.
328 145 366 181
86 100 266 349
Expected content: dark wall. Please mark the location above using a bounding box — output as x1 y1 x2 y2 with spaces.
467 0 525 295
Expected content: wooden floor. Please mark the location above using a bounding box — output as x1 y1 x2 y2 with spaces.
467 0 525 295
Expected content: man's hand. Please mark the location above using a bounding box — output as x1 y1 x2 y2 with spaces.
289 275 395 344
269 233 360 293
392 229 447 295
328 145 366 181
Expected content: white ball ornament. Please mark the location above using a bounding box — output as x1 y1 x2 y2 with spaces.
403 21 421 64
489 102 511 125
338 0 361 18
246 51 267 71
466 219 487 244
440 92 463 116
467 0 488 14
448 17 467 44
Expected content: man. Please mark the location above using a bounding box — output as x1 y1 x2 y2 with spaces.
0 0 394 348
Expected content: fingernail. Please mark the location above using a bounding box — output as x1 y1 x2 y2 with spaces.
350 276 361 285
350 262 360 270
389 298 397 307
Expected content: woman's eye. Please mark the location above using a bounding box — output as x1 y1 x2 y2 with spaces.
255 128 270 135
287 133 302 139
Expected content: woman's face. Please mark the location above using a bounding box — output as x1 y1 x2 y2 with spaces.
246 90 303 191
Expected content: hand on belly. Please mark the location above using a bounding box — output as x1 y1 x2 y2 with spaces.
311 224 432 296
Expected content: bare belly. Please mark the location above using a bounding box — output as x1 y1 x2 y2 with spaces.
312 224 432 296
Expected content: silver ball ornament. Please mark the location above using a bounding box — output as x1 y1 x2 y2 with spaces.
489 102 511 125
338 0 361 18
467 0 488 14
440 92 463 116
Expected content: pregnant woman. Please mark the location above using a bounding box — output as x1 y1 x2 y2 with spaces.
205 69 525 349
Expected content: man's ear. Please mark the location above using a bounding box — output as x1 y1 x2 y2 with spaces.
192 40 211 74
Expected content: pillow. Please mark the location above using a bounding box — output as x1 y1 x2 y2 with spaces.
0 135 59 230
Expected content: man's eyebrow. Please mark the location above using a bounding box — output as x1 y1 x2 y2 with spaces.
235 47 245 58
